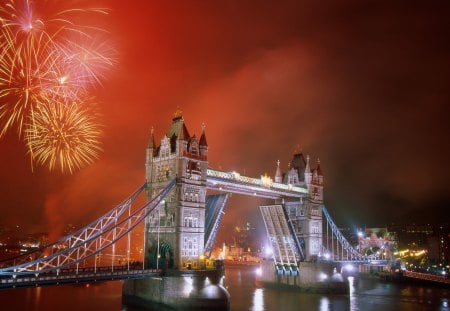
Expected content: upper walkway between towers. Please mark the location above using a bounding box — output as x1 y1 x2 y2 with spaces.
206 168 308 199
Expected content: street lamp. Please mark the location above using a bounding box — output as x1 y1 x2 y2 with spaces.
157 200 164 270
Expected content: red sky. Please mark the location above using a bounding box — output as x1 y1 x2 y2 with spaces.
1 0 449 239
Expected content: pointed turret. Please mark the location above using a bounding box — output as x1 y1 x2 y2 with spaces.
177 121 190 142
165 108 190 154
147 127 156 149
309 158 324 203
199 123 207 147
199 123 208 158
304 154 312 187
167 108 190 140
305 154 311 173
145 127 156 184
275 160 282 183
316 158 323 176
283 152 306 184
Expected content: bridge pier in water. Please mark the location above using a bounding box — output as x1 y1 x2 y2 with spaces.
122 269 229 311
257 259 349 293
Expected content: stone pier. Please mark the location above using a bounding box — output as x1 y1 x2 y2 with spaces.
257 259 349 294
122 270 229 311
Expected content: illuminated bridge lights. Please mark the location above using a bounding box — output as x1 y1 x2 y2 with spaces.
206 168 308 199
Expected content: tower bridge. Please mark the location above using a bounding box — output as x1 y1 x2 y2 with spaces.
0 111 389 309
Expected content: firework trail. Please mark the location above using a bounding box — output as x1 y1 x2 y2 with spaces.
0 0 114 172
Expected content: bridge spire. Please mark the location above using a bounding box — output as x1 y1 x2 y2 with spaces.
316 158 323 176
305 154 312 186
147 127 155 149
274 160 282 183
199 123 207 147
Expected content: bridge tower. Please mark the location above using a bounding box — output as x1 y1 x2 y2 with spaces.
144 110 208 270
281 153 324 260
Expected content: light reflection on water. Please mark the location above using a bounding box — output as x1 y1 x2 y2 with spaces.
319 297 330 311
348 276 358 311
251 288 264 311
1 267 449 310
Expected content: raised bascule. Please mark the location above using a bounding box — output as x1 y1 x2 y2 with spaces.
0 111 398 310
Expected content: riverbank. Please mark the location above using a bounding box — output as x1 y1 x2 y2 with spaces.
375 270 450 288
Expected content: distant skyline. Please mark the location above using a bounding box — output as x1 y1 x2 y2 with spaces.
1 0 449 239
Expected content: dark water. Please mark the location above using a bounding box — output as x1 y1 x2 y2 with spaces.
1 266 449 310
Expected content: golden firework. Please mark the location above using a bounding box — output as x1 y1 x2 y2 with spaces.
25 96 102 173
0 0 114 172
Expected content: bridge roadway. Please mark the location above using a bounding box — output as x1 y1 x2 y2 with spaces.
0 265 161 289
206 168 308 199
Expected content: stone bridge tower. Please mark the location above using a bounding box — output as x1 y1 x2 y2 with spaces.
281 153 324 261
144 110 208 270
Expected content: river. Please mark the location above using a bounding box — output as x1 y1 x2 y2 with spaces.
1 265 449 310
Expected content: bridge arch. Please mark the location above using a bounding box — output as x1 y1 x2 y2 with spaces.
147 240 174 269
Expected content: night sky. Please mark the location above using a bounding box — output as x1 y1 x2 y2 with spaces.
1 0 449 239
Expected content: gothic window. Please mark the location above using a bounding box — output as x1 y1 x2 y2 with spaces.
184 213 190 227
287 206 296 218
312 187 320 200
299 206 305 216
287 168 299 185
311 207 319 216
189 139 199 156
312 239 319 255
311 222 319 234
184 215 198 227
160 137 170 158
166 213 174 226
182 236 199 257
157 166 170 182
186 160 201 180
184 186 199 202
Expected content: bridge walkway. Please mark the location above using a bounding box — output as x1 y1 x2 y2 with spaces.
0 266 161 289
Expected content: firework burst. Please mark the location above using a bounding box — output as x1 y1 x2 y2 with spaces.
0 0 114 172
25 96 103 174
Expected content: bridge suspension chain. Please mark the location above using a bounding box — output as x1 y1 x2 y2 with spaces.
0 183 146 267
0 180 176 277
322 207 364 261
